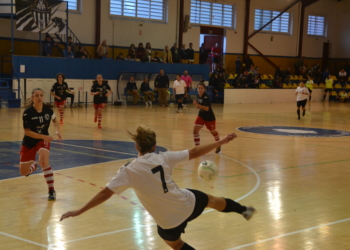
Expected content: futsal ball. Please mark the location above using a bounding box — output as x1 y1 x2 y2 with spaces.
198 160 219 181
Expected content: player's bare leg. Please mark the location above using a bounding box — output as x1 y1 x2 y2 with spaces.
209 129 221 153
97 107 103 128
297 107 301 120
19 161 39 176
94 108 98 123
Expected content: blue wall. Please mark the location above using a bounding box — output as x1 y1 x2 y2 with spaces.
13 56 210 80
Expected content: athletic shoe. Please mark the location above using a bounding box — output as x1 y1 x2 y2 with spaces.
98 123 102 129
176 109 179 113
60 119 63 124
215 146 221 154
70 104 77 108
303 110 306 116
94 116 97 123
148 101 152 106
48 190 56 201
179 109 183 113
183 104 187 107
145 102 148 106
25 163 39 177
242 206 256 221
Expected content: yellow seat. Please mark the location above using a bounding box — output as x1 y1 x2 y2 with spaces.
283 83 288 88
313 83 319 88
228 74 234 79
287 83 293 88
224 83 232 88
261 74 268 80
233 74 238 78
292 83 298 88
319 83 325 88
331 91 338 96
294 75 299 80
331 76 338 81
299 75 304 80
268 75 274 79
335 84 342 89
346 84 350 89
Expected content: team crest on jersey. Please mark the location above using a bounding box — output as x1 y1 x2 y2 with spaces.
45 114 50 120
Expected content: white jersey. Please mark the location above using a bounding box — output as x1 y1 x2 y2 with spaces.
296 86 309 101
173 80 186 95
106 150 195 229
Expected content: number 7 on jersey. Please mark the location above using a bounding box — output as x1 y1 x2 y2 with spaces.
151 165 168 193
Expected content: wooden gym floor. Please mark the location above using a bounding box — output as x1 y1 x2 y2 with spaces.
0 101 350 250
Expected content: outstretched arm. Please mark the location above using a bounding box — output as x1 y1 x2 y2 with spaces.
188 133 237 160
60 187 114 221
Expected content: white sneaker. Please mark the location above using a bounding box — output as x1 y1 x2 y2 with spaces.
179 109 183 113
145 102 148 106
183 104 187 107
148 101 152 106
242 207 256 221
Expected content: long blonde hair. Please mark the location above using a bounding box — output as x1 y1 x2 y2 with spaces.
25 88 51 108
127 125 156 154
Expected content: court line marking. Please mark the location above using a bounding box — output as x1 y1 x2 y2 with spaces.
50 141 138 156
0 231 48 248
226 217 350 250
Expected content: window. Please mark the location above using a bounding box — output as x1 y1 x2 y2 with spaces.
110 0 166 21
307 15 325 36
190 0 234 28
65 0 79 11
254 9 290 34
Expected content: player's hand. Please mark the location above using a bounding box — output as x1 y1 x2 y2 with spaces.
193 100 198 105
56 131 62 140
43 135 53 143
60 210 81 221
221 133 237 144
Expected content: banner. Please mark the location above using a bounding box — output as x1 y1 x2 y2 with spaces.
16 0 67 34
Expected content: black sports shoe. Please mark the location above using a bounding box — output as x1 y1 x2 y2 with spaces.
242 206 256 221
303 110 306 116
48 190 56 201
215 146 221 154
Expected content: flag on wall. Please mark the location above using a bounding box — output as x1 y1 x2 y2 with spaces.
16 0 67 34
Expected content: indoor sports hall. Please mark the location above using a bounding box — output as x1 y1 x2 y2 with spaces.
1 0 350 249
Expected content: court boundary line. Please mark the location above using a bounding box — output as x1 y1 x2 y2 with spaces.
226 217 350 250
0 231 48 248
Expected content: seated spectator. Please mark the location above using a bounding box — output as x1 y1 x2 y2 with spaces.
171 43 180 63
209 73 224 95
323 68 330 82
43 35 56 56
140 77 154 106
180 44 188 64
273 76 282 88
128 44 136 59
275 65 284 79
63 46 74 58
186 43 195 64
68 36 76 54
299 65 307 77
266 75 273 88
162 45 173 64
215 64 226 81
151 52 161 63
145 42 152 62
254 66 260 77
97 39 109 59
116 53 124 60
136 43 146 62
236 74 247 88
284 67 292 83
339 68 347 81
103 53 111 60
125 55 134 61
252 76 260 88
75 46 87 59
126 76 140 104
338 90 348 102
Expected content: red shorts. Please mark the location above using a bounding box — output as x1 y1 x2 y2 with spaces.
94 103 106 110
194 116 216 131
20 140 50 164
54 100 66 108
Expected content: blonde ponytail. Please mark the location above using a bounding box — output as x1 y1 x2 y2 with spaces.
127 125 156 154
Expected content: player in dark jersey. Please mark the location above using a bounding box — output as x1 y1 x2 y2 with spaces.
20 88 62 201
193 81 221 153
90 74 112 129
50 73 75 124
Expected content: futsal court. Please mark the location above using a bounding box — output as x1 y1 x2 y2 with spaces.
0 101 350 250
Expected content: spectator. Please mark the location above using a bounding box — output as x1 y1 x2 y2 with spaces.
180 44 188 64
273 76 282 88
140 77 154 106
43 35 56 57
75 46 87 59
209 73 223 95
215 64 226 81
151 52 161 63
211 43 221 72
145 42 152 62
244 55 254 71
171 43 180 63
103 53 111 60
323 73 334 101
294 57 303 75
154 69 169 107
236 74 247 88
125 55 134 61
127 44 136 59
136 43 146 61
339 68 347 81
315 68 323 83
115 53 124 60
162 45 173 64
275 65 284 82
266 75 273 88
252 75 260 88
338 90 348 102
68 36 76 54
126 76 140 105
235 56 242 74
63 46 74 58
181 70 192 107
284 67 292 83
97 39 109 59
199 43 210 64
187 43 195 64
323 68 330 83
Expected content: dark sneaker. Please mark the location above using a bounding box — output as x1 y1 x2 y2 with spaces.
48 190 56 201
303 110 306 116
25 163 39 177
215 146 221 154
242 206 256 221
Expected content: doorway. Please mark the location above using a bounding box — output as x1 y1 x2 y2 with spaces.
199 26 224 70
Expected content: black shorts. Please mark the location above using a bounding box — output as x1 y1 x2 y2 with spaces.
325 88 332 93
297 99 307 108
212 57 219 63
308 88 312 94
157 189 209 241
175 94 184 102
